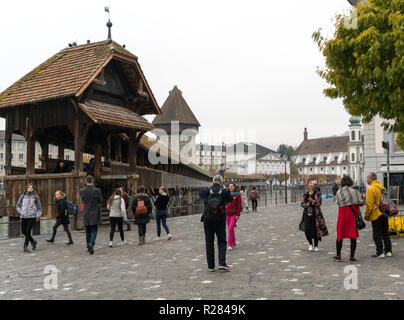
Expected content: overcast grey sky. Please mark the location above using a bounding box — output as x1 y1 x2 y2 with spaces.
0 0 353 150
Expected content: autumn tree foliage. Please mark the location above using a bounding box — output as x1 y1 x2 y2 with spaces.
313 0 404 148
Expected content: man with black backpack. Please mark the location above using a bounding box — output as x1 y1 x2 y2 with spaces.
365 172 393 259
199 175 233 272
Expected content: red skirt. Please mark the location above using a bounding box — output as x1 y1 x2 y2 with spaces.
336 205 359 241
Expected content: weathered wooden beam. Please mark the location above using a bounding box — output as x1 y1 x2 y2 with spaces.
5 116 12 176
38 139 49 172
26 139 36 175
105 134 111 166
128 131 137 171
94 143 102 178
58 143 65 161
73 110 83 174
114 138 122 162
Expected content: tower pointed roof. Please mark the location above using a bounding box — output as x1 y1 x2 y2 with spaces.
152 86 200 128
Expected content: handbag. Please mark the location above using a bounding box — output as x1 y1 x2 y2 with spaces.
349 205 366 230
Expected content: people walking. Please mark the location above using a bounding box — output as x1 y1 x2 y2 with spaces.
119 187 131 231
240 186 249 213
107 188 128 247
364 172 392 258
79 175 102 255
250 187 260 212
154 186 172 241
332 182 339 200
132 186 152 245
226 183 242 251
16 184 42 253
299 179 329 252
199 175 233 272
333 176 363 262
46 191 73 245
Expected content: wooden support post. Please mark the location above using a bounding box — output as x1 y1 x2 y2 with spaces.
39 140 49 172
74 115 83 174
58 143 65 161
94 144 102 178
26 140 36 175
115 139 122 162
5 117 12 176
128 131 137 172
105 135 111 166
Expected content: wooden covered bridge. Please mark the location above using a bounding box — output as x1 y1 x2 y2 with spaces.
0 34 212 226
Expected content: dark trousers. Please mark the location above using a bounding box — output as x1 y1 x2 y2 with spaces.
304 214 318 247
21 218 35 246
203 217 227 269
305 233 319 247
336 239 356 257
137 223 147 237
110 217 124 241
50 220 73 242
85 226 98 248
372 215 392 255
156 209 170 237
251 199 258 211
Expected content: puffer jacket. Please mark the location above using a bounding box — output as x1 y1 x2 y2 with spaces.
107 195 128 221
16 192 42 219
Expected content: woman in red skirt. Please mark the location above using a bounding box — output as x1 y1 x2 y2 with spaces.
333 175 364 262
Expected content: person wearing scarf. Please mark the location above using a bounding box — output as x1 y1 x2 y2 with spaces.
333 175 364 262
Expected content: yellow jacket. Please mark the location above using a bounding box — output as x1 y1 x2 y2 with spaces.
364 180 383 221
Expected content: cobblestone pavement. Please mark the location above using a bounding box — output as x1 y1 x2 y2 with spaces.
0 200 403 300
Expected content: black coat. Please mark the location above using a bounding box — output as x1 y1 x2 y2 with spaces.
80 185 102 227
56 198 70 225
132 193 152 225
154 194 170 210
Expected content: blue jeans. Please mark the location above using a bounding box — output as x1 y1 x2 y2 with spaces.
156 209 170 237
85 226 98 247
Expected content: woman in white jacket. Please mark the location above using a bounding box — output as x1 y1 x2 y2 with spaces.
107 188 128 247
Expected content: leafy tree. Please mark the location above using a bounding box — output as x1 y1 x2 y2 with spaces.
313 0 404 148
277 144 295 161
290 161 299 179
274 173 290 183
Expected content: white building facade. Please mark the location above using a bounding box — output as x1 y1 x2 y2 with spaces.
293 119 365 185
362 115 404 204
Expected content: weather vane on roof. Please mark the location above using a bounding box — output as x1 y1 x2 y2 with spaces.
105 5 112 42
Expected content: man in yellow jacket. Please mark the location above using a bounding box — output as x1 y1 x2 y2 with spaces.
365 172 392 258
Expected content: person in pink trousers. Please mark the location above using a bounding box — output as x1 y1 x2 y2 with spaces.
226 183 242 251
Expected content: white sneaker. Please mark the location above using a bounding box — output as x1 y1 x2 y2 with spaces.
121 240 127 246
155 237 160 241
109 241 113 248
167 234 172 241
308 245 313 251
228 246 233 251
314 247 319 252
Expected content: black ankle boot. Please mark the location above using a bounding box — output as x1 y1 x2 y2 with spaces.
23 245 31 253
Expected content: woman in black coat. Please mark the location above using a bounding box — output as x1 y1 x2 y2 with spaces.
131 186 152 245
46 191 73 244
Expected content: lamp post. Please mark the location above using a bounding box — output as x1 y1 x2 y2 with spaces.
382 141 390 191
283 155 288 204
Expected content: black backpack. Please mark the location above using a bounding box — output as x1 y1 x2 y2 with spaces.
206 188 224 216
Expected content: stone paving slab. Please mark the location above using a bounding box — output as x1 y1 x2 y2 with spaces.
0 200 403 300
